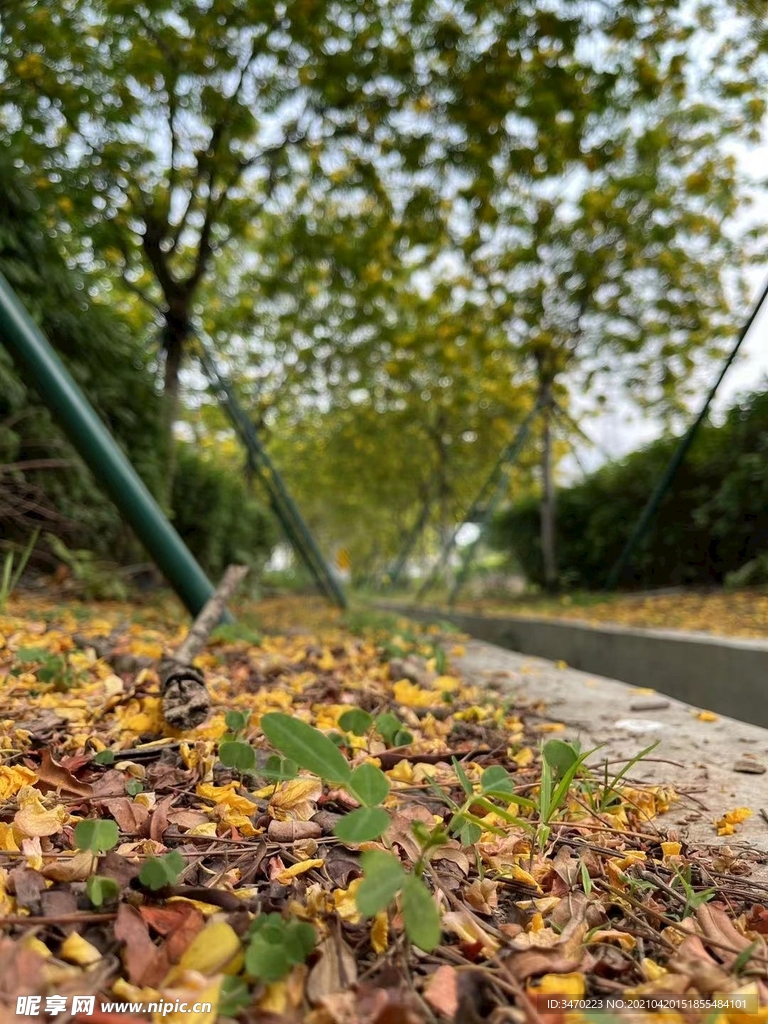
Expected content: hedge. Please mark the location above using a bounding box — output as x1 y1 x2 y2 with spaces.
491 388 768 590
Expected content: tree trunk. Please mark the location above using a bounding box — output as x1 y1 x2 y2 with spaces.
540 381 558 593
162 318 185 509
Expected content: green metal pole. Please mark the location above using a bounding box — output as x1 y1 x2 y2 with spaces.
384 500 433 590
196 338 347 608
605 275 768 591
0 273 220 618
415 399 541 603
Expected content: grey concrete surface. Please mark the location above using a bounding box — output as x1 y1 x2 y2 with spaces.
377 602 768 729
443 635 768 878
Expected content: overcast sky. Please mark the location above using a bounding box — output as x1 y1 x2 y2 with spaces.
561 134 768 482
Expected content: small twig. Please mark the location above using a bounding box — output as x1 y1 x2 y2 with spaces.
159 564 247 728
172 564 249 667
0 912 118 926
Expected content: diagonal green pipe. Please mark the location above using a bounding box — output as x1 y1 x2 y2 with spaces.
196 338 346 608
605 274 768 591
0 272 220 618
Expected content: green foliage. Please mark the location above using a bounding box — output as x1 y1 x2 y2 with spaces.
356 850 441 952
125 779 144 796
244 914 316 984
93 750 115 766
401 875 442 952
492 389 768 590
542 740 581 777
74 819 119 854
139 850 185 890
46 534 127 601
86 875 120 907
374 713 413 749
218 708 257 773
218 740 256 772
219 978 251 1017
355 851 406 916
0 529 39 611
260 713 352 786
224 710 250 734
12 646 85 690
537 742 598 851
349 764 390 806
333 807 391 844
670 866 716 919
261 755 299 783
0 157 165 563
264 708 442 937
338 709 373 736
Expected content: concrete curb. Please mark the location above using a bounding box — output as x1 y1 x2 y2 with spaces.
446 635 768 879
375 602 768 729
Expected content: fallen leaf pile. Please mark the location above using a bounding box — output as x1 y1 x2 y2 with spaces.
458 589 768 640
2 594 768 1023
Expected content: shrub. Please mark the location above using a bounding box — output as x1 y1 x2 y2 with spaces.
491 388 768 590
171 445 276 579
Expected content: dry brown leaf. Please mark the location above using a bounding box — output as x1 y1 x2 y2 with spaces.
269 820 323 843
149 793 175 843
0 937 47 1000
697 903 765 972
306 936 358 1006
35 749 94 799
100 797 150 835
114 903 166 987
167 809 211 830
464 878 499 915
505 948 585 981
40 850 96 882
424 965 459 1018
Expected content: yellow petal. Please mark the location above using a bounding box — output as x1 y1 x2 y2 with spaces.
60 933 102 966
166 897 223 917
536 973 585 998
371 912 389 954
660 841 682 859
507 865 542 893
442 910 499 955
187 822 218 837
723 807 752 824
433 675 460 693
393 679 434 708
387 760 414 784
275 858 324 884
164 921 242 984
14 793 68 838
695 710 719 722
269 778 322 822
642 958 667 981
333 879 362 923
0 823 20 852
512 747 534 767
196 782 257 815
0 765 37 800
23 936 51 959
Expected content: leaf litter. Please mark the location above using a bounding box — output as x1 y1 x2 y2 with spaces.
1 594 768 1022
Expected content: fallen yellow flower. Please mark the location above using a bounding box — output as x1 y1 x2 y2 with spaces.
274 858 325 884
0 765 37 800
716 807 752 835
